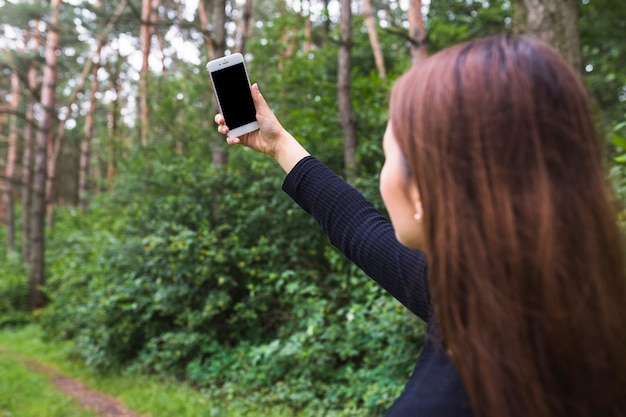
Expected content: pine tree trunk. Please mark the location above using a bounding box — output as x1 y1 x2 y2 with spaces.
139 0 152 146
22 94 35 262
197 0 216 59
4 70 20 255
211 0 228 168
513 0 581 71
21 21 41 263
364 0 386 78
198 0 229 167
30 0 62 310
79 49 101 213
338 0 358 178
303 0 312 52
409 0 428 62
237 0 253 54
106 58 122 190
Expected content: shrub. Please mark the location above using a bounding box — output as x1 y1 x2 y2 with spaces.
0 249 30 328
40 150 425 415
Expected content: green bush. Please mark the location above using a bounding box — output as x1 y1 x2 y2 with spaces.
40 149 424 415
0 251 30 328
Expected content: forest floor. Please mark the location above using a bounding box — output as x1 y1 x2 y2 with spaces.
2 347 145 417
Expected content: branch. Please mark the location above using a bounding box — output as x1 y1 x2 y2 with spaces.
60 0 130 112
0 108 40 130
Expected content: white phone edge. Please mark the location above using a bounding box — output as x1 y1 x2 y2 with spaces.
227 121 260 137
206 53 259 137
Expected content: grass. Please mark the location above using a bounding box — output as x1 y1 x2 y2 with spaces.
0 324 301 417
0 351 98 417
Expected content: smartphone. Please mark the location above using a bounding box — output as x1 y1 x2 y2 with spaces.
206 53 259 137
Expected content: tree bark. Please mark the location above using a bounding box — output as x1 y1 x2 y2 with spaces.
276 0 298 73
106 58 122 190
338 0 358 178
364 0 386 78
22 20 41 263
237 0 253 54
303 0 312 52
3 70 20 255
198 0 229 167
198 0 228 168
139 0 152 146
513 0 581 72
408 0 428 63
79 47 101 213
30 0 62 310
197 0 215 59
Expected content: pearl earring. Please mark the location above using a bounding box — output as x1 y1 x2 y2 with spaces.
414 207 422 222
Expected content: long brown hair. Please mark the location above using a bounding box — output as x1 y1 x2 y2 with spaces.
390 35 626 417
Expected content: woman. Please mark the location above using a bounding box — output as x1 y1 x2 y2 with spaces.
215 35 626 417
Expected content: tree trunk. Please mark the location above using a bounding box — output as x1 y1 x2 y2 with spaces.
30 0 62 310
139 0 152 146
212 0 228 167
22 20 41 263
303 0 312 52
513 0 581 72
4 70 20 255
364 0 386 78
79 48 101 213
198 0 229 167
408 0 428 62
197 0 215 59
277 0 298 73
151 0 167 74
237 0 253 54
106 58 122 190
338 0 358 178
323 0 331 36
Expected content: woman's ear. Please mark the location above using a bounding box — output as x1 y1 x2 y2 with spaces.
409 181 423 222
414 202 423 222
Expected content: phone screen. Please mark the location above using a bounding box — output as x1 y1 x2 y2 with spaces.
211 63 256 130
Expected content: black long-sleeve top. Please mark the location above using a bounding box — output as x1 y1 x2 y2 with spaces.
282 156 473 417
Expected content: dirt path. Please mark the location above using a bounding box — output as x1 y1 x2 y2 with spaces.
2 348 146 417
51 374 145 417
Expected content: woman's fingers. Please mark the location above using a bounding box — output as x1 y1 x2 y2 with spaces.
226 136 241 145
214 114 232 137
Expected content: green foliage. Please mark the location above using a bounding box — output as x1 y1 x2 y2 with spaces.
0 251 30 328
580 0 626 127
427 0 511 52
40 138 423 414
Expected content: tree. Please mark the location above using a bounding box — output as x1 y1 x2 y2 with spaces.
364 0 386 78
197 0 229 167
30 0 62 310
21 19 42 263
409 0 428 61
79 49 100 213
3 68 19 255
513 0 581 71
139 0 153 146
338 0 358 177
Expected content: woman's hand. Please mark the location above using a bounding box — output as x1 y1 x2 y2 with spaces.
215 83 310 173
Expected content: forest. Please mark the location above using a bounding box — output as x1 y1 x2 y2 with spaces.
1 0 625 415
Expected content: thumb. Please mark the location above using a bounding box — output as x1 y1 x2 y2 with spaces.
251 83 270 115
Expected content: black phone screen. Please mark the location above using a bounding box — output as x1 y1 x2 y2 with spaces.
211 63 257 129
